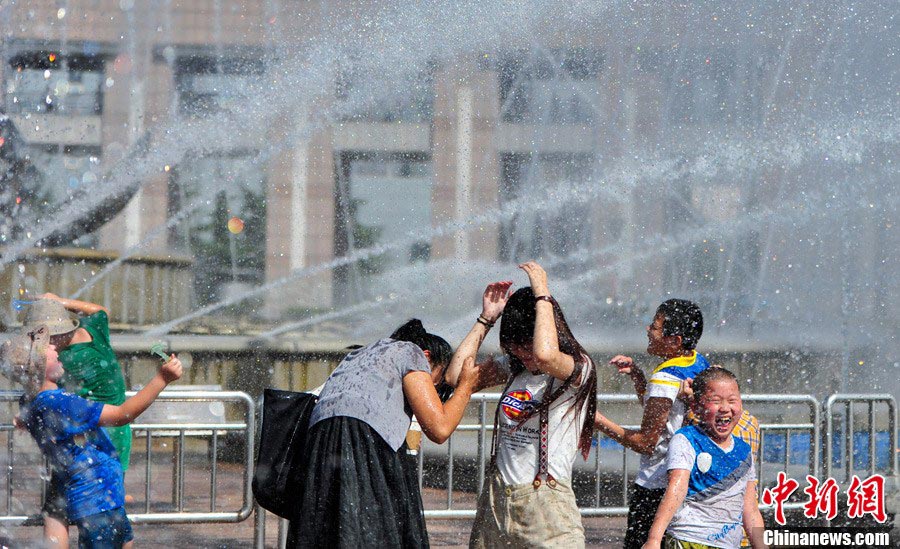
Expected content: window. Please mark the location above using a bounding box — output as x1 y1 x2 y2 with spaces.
5 52 104 115
498 153 593 263
496 49 603 124
168 152 266 306
638 47 763 127
333 153 432 305
170 53 268 305
174 56 264 118
24 144 102 203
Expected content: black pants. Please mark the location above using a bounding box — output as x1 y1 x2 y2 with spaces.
623 484 666 549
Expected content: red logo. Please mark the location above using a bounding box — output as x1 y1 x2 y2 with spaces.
763 472 887 525
501 390 536 420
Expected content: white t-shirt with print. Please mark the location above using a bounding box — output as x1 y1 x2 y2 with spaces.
494 355 592 486
666 432 756 549
635 352 710 489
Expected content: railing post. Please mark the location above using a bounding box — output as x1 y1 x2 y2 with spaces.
476 400 486 498
253 503 266 548
278 516 289 548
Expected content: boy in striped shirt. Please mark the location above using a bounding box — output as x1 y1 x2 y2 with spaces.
595 299 710 548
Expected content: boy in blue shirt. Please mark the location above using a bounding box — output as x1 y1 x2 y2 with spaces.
1 325 182 548
642 367 766 549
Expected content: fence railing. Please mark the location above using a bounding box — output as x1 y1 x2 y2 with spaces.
1 390 896 547
824 394 898 485
0 390 255 526
416 393 824 519
254 392 877 548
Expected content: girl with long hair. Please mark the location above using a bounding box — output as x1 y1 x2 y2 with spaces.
447 262 598 548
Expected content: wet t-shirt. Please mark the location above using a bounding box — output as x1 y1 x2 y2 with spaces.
494 354 592 485
636 351 710 489
21 390 124 520
310 338 431 451
667 426 755 548
58 311 131 470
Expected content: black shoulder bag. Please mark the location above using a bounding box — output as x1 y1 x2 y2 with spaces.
252 388 318 518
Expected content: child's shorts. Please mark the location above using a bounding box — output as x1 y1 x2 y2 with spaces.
74 507 133 549
41 473 69 524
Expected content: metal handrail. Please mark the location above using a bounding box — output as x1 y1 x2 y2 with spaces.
419 393 823 519
824 394 897 484
4 389 896 545
0 390 255 525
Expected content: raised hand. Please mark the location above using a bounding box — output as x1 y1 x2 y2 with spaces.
482 281 513 323
678 378 694 402
518 261 550 297
457 356 480 393
159 354 183 384
609 355 635 375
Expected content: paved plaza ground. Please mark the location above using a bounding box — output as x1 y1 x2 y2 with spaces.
3 459 627 547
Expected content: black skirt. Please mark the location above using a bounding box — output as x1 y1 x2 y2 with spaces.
287 416 429 548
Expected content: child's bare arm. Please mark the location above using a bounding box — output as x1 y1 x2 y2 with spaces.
610 355 648 402
39 293 109 316
742 481 768 548
595 397 671 455
642 468 690 549
99 356 182 426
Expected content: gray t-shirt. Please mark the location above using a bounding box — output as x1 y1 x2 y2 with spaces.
309 338 432 451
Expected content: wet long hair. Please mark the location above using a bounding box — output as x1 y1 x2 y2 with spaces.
391 319 454 401
498 287 597 460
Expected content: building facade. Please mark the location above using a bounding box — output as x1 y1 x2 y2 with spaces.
0 0 894 366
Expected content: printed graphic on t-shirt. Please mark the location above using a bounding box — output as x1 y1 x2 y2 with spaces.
494 357 592 486
500 422 542 454
500 390 539 421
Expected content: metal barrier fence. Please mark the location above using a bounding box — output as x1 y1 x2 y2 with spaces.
1 389 896 546
824 394 898 484
0 390 255 526
419 393 823 519
253 392 837 548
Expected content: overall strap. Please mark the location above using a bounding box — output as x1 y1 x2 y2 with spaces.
531 358 585 488
534 377 555 489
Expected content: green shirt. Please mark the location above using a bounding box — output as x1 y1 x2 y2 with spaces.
58 311 132 470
